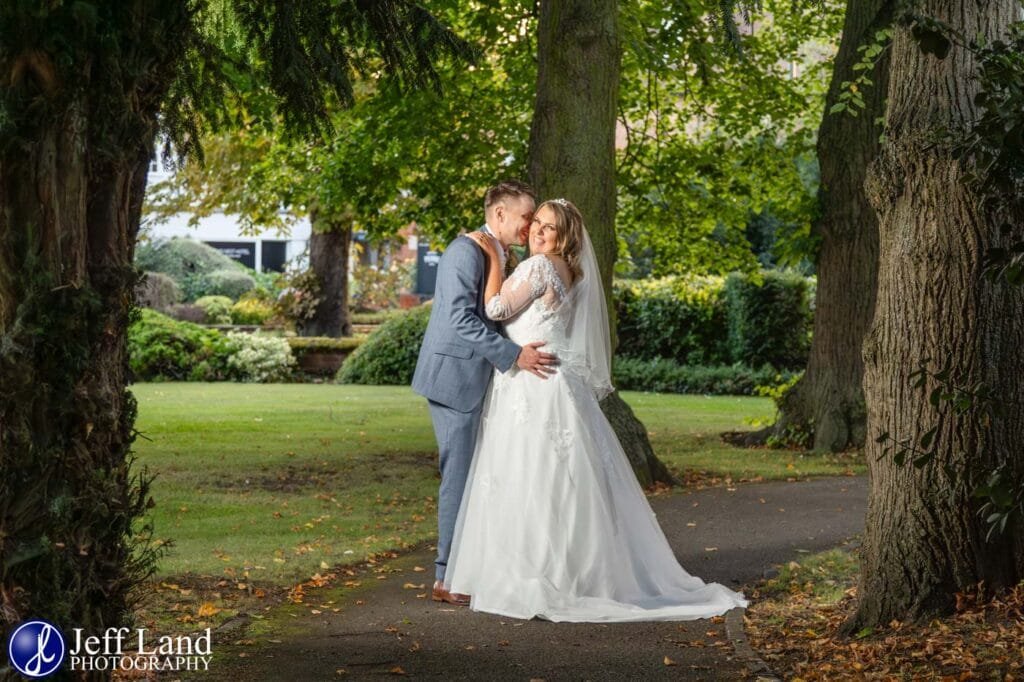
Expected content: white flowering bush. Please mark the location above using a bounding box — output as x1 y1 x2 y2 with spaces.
225 332 295 382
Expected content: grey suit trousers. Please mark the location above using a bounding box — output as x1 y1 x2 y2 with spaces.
427 399 484 582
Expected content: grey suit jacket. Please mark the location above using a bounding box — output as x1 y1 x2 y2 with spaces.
412 235 521 413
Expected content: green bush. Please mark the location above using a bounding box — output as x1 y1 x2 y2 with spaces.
337 305 431 385
135 238 256 300
128 309 231 381
614 276 729 365
613 357 799 396
199 268 256 300
224 332 295 382
135 271 182 311
724 270 812 370
614 270 813 370
195 295 234 324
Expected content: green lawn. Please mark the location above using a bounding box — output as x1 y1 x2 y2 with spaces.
133 383 863 585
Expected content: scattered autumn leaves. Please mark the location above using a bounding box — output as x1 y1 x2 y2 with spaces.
745 548 1024 680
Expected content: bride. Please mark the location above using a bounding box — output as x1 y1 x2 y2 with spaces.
446 198 748 622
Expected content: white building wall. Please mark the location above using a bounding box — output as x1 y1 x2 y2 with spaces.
144 162 311 272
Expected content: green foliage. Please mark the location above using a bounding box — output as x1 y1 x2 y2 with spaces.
614 276 730 365
351 311 399 325
136 237 238 282
617 0 842 277
135 238 256 301
830 27 893 118
614 271 814 369
337 304 431 385
195 295 234 324
201 268 256 300
136 271 183 311
128 309 231 381
724 270 813 369
223 332 295 382
613 357 800 396
287 336 364 353
230 296 275 325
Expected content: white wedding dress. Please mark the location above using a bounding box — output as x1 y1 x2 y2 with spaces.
443 251 748 622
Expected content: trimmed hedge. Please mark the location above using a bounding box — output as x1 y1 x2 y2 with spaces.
724 271 812 370
337 305 431 385
613 357 799 396
614 276 729 366
614 270 813 370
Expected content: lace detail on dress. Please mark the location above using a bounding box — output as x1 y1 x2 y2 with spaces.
485 255 567 321
544 423 575 461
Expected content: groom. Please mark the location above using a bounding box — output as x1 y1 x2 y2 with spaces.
412 179 557 605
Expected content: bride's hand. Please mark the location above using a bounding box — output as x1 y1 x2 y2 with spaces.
466 232 500 260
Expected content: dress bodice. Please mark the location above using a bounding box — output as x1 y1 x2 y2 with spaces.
486 254 573 351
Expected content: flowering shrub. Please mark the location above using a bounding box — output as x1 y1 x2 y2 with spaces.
230 296 276 325
224 332 295 382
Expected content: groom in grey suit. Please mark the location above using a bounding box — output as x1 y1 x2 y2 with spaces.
412 180 556 605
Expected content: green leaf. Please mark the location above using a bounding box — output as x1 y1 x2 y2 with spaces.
912 452 934 469
919 426 938 449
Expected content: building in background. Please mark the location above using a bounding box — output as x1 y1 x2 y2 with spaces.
144 156 311 273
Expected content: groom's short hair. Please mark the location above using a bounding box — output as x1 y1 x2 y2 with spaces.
484 180 537 210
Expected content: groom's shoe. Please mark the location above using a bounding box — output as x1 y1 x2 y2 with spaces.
432 580 470 606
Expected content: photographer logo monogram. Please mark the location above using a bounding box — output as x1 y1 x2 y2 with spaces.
6 620 213 676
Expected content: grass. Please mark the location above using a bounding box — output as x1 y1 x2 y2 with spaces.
132 383 864 585
624 392 865 481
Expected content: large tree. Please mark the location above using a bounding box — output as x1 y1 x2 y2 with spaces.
528 0 672 486
0 0 464 648
848 0 1024 629
734 0 893 452
146 1 538 337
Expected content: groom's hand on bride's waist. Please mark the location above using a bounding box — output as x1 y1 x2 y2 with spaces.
516 341 558 379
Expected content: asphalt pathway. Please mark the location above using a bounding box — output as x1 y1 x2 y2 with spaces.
191 475 867 681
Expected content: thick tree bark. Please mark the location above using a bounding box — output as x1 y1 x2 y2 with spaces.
0 82 160 644
528 0 672 486
731 0 891 452
847 0 1024 630
0 3 188 657
302 215 353 338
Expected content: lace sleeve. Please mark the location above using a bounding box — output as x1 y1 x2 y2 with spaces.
485 256 549 320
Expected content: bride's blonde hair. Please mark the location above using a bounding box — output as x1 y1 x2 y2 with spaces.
536 198 585 282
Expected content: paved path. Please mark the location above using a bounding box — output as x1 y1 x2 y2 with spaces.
193 476 867 681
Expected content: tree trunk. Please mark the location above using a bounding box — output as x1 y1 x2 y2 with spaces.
0 93 159 645
847 0 1024 630
302 215 353 338
731 0 892 452
0 3 188 657
528 0 672 487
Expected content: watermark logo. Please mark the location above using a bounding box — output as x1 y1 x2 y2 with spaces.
7 620 66 678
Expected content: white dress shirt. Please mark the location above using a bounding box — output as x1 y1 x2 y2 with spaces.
480 223 508 273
